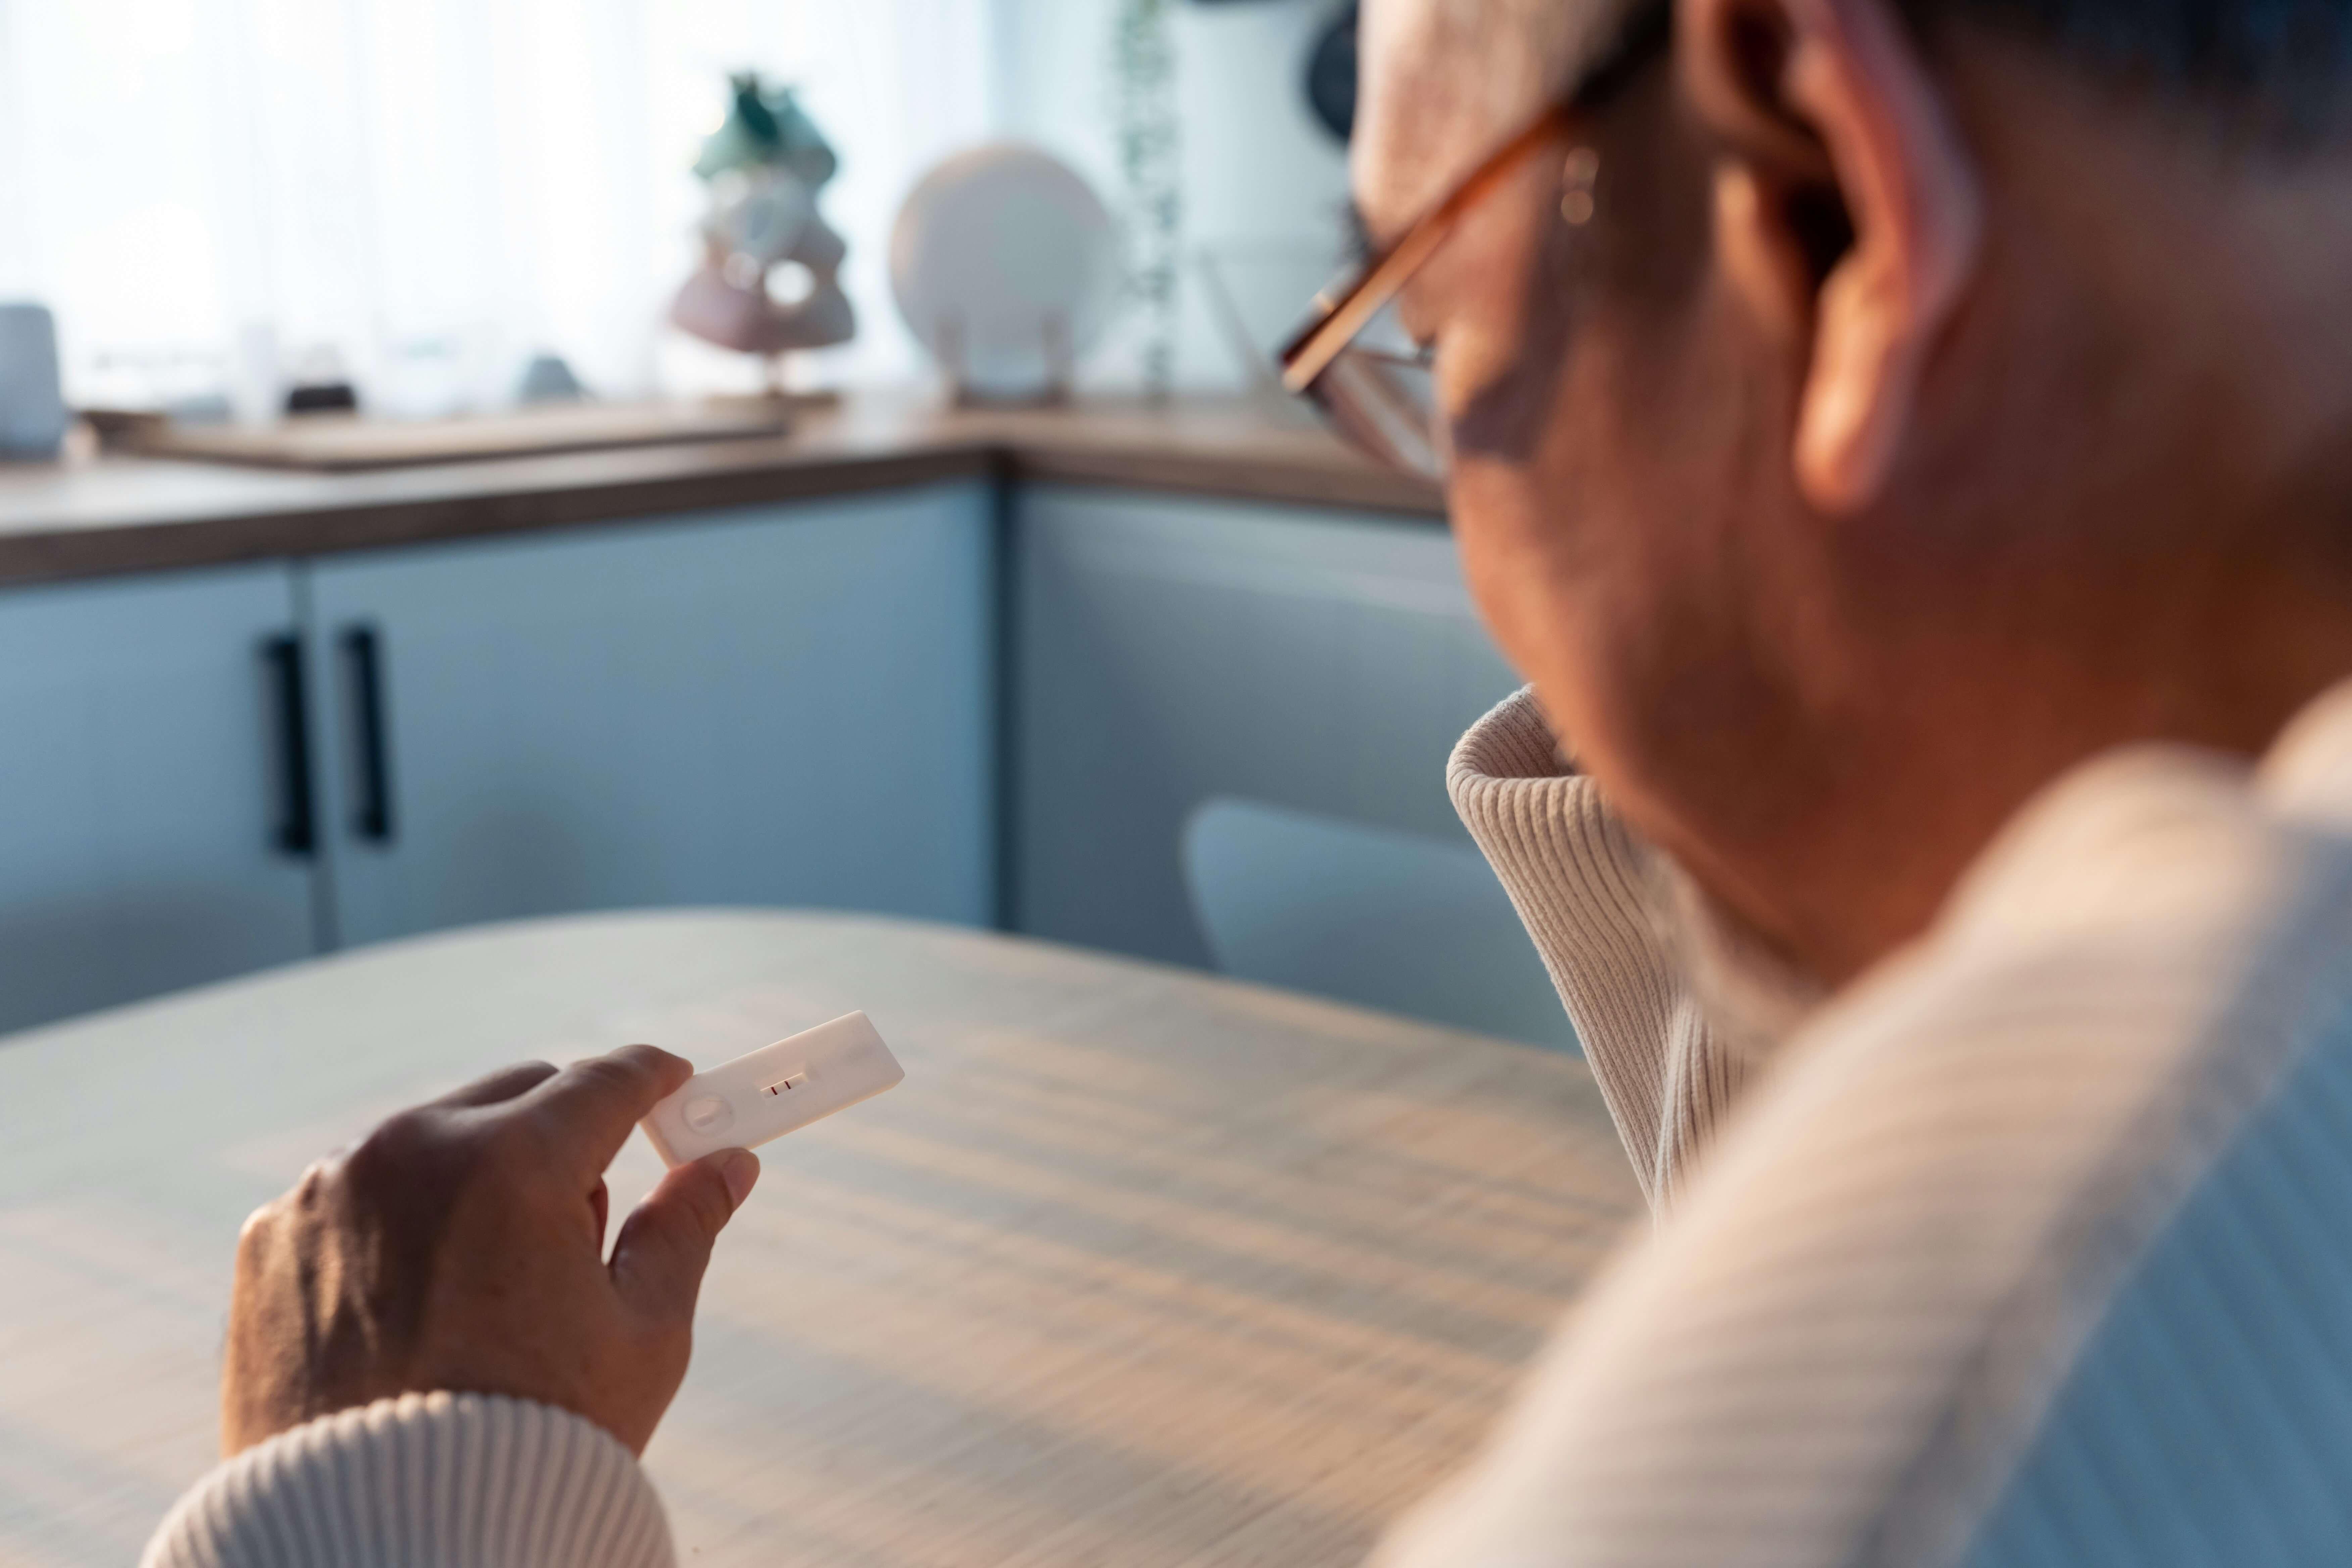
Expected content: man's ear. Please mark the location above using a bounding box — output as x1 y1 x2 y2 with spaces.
1681 0 1984 513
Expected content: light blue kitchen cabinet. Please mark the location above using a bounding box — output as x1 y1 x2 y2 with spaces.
1012 487 1575 1049
0 564 321 1035
305 484 993 947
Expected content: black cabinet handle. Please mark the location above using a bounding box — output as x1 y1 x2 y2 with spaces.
262 634 316 858
341 625 396 844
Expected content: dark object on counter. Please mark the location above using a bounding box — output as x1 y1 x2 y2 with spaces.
81 407 170 449
286 382 360 416
0 302 71 460
517 353 587 404
1305 4 1359 144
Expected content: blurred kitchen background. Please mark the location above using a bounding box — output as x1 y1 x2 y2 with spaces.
0 0 1574 1052
0 0 1356 406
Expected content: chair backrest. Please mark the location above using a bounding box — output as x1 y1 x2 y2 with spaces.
1180 795 1577 1051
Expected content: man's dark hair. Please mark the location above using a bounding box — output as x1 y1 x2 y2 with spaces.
1905 0 2352 133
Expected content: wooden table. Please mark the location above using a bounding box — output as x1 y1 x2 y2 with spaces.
0 911 1640 1567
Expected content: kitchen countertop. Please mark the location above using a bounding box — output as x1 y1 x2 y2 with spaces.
0 391 1448 588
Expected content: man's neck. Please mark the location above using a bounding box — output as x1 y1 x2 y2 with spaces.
1724 579 2352 989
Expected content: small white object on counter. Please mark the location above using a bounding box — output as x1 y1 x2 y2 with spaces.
889 143 1120 402
639 1010 905 1167
0 304 70 460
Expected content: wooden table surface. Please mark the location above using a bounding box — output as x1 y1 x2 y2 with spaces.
0 911 1640 1567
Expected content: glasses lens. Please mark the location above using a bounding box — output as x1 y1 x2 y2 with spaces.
1309 345 1443 481
1294 294 1444 481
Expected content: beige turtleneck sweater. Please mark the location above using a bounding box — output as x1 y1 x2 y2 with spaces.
1441 688 1822 1213
147 681 2352 1568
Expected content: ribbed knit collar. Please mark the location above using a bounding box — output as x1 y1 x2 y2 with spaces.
1455 674 2352 1058
1449 688 1825 1063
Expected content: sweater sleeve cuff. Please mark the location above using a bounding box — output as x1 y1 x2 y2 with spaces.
140 1392 674 1568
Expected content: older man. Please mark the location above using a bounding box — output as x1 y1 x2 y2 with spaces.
146 0 2352 1564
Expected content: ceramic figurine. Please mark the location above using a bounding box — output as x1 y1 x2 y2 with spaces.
669 76 855 386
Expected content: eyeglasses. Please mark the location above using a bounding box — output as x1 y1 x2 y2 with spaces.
1278 5 1670 481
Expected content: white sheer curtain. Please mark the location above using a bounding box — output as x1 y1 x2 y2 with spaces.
0 0 993 413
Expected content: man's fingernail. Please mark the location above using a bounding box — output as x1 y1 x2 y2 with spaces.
717 1148 760 1206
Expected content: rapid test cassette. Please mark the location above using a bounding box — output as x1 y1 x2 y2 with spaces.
640 1011 905 1167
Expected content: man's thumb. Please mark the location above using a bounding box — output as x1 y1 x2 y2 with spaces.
610 1149 759 1324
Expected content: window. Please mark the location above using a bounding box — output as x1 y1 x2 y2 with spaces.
0 0 991 412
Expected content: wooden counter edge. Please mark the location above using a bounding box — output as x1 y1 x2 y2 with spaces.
0 420 1448 589
0 448 998 588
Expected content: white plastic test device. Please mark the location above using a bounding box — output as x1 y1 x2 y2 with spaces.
639 1011 905 1167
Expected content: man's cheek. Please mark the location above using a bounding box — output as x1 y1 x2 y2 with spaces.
1447 455 1583 682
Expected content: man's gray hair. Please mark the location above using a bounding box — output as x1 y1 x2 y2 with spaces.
1924 1 2352 134
1357 0 2352 216
1355 0 1648 219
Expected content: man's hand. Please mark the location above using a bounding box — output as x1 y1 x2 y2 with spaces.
221 1045 760 1457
